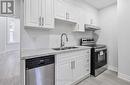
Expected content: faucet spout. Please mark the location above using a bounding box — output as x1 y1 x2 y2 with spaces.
60 33 68 48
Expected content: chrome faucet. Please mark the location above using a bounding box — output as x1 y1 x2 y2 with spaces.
60 33 68 48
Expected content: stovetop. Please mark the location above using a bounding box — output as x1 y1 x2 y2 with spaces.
84 44 106 49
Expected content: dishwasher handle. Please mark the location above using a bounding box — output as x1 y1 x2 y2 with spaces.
39 59 45 64
26 55 54 70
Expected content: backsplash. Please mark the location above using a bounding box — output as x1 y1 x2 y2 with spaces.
21 28 50 49
22 20 93 50
49 20 83 48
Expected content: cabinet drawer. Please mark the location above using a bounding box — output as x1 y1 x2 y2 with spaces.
56 49 90 63
80 49 90 55
75 50 90 56
56 52 74 63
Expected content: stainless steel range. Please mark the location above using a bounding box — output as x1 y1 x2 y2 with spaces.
80 38 107 77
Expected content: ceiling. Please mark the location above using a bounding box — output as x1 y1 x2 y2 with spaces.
84 0 117 10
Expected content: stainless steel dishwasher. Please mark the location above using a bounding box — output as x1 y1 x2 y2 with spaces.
26 55 55 85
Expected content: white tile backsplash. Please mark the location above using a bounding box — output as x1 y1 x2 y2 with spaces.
49 34 77 48
21 28 50 49
22 20 94 49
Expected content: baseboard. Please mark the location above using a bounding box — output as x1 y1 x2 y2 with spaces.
71 74 90 85
118 72 130 82
108 65 118 72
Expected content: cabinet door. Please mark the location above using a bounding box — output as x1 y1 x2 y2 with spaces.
74 11 85 32
85 50 90 74
73 56 86 81
44 0 54 28
24 0 41 27
73 50 90 82
90 18 98 26
41 0 45 27
54 0 67 20
86 13 98 26
56 62 72 85
66 5 78 23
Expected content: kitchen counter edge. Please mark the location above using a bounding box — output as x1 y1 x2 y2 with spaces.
21 46 91 60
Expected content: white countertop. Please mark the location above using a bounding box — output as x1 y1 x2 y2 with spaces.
21 46 91 60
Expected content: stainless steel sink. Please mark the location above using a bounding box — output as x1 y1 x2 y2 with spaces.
53 47 78 51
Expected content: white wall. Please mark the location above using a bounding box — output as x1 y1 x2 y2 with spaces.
98 4 118 71
118 0 130 81
21 0 99 50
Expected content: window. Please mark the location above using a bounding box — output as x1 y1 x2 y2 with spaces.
7 17 20 44
8 18 15 43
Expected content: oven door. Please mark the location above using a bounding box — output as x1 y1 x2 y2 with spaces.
95 48 107 69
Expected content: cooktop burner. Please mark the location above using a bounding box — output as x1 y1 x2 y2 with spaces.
85 44 106 48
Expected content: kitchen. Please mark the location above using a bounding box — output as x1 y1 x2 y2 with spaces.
0 0 130 85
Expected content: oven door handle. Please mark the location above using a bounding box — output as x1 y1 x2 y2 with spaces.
95 48 107 52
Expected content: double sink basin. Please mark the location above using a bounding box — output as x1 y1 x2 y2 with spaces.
53 46 78 51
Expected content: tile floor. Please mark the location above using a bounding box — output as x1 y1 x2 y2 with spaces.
77 70 130 85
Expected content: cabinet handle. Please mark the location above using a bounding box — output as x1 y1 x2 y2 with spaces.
39 17 42 26
87 59 89 62
78 24 79 30
90 19 93 24
71 61 75 69
42 17 44 26
73 61 75 69
68 13 69 19
66 12 69 20
66 13 67 19
86 69 89 72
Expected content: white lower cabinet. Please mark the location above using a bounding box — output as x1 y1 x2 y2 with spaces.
56 60 73 85
55 49 90 85
73 57 86 81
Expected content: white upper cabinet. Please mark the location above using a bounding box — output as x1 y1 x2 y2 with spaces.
24 0 98 30
66 4 78 23
54 0 67 20
74 11 98 32
54 0 77 23
44 0 54 28
24 0 54 29
74 11 86 32
85 13 98 26
24 0 41 27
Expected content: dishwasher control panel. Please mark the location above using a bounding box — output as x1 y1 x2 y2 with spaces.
26 55 54 70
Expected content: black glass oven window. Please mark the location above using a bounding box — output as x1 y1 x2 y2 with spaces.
95 49 107 69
